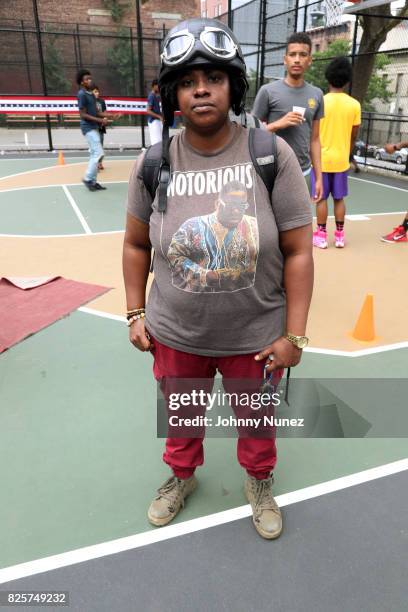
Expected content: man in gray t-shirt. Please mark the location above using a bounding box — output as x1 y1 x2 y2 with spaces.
252 32 324 201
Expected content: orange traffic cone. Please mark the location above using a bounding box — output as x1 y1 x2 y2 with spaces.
57 151 65 165
351 294 376 342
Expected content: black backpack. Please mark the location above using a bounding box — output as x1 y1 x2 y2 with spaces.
142 126 278 208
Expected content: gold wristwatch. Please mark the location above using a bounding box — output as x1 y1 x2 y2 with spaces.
284 333 309 349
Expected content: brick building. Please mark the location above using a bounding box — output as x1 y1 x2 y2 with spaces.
308 22 352 54
200 0 228 19
0 0 200 95
0 1 200 33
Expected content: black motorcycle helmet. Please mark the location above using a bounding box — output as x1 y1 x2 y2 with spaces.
158 18 248 126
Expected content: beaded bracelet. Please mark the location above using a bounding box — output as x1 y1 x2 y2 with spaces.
127 312 146 326
126 308 145 320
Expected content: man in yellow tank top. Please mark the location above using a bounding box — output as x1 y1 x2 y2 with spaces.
311 57 361 248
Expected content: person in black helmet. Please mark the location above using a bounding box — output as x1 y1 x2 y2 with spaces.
123 18 314 540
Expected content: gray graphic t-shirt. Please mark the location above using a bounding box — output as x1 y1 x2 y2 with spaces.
126 124 312 356
252 79 324 172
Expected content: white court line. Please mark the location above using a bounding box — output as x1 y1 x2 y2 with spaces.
0 161 87 181
0 230 124 238
0 181 127 194
2 208 400 238
62 185 92 235
0 158 136 182
0 458 406 585
305 342 408 357
0 156 136 163
345 214 370 221
75 308 408 358
78 307 126 323
313 211 405 220
356 210 406 217
349 175 408 193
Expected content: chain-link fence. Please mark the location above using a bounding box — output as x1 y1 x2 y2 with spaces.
0 18 163 98
2 0 408 165
0 11 165 148
220 0 408 173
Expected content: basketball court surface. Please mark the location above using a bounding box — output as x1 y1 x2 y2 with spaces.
0 154 407 610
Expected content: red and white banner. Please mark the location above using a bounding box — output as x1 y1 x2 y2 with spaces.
0 95 149 115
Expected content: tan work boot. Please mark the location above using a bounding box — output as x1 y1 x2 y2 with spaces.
245 474 282 539
148 475 197 527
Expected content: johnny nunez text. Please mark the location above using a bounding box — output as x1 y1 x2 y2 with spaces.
168 415 305 428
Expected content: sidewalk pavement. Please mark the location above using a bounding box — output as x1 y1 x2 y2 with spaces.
0 127 180 152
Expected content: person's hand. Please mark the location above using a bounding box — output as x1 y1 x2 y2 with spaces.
255 336 303 372
385 143 397 154
275 112 305 130
312 177 323 203
128 318 151 351
101 117 109 126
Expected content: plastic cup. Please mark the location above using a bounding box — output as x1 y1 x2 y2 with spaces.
293 106 306 117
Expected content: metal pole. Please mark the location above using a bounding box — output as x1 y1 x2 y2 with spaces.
349 16 358 96
303 0 308 31
255 0 263 93
32 0 53 151
129 27 137 97
365 112 372 168
259 0 267 87
135 0 146 148
228 0 232 28
21 20 33 94
73 29 80 71
294 0 300 32
76 24 83 66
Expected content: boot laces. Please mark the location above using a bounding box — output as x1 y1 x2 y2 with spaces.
253 478 278 516
156 476 185 512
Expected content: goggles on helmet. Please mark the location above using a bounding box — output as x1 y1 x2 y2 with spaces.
161 26 238 66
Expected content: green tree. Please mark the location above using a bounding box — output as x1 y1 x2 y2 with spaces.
306 39 391 111
352 2 408 105
102 0 129 23
106 27 138 96
43 34 70 94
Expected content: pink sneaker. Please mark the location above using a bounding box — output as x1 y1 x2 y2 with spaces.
334 229 345 248
313 228 328 249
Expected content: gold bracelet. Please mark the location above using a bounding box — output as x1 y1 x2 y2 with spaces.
126 308 145 319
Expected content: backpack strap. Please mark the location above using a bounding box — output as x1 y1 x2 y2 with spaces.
252 115 261 128
142 141 162 200
142 135 174 202
248 127 278 199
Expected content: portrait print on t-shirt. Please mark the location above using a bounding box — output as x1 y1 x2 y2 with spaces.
166 175 259 293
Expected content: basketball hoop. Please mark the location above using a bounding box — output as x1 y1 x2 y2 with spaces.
325 0 349 27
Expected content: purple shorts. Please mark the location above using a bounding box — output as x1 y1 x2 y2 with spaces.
311 170 348 200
